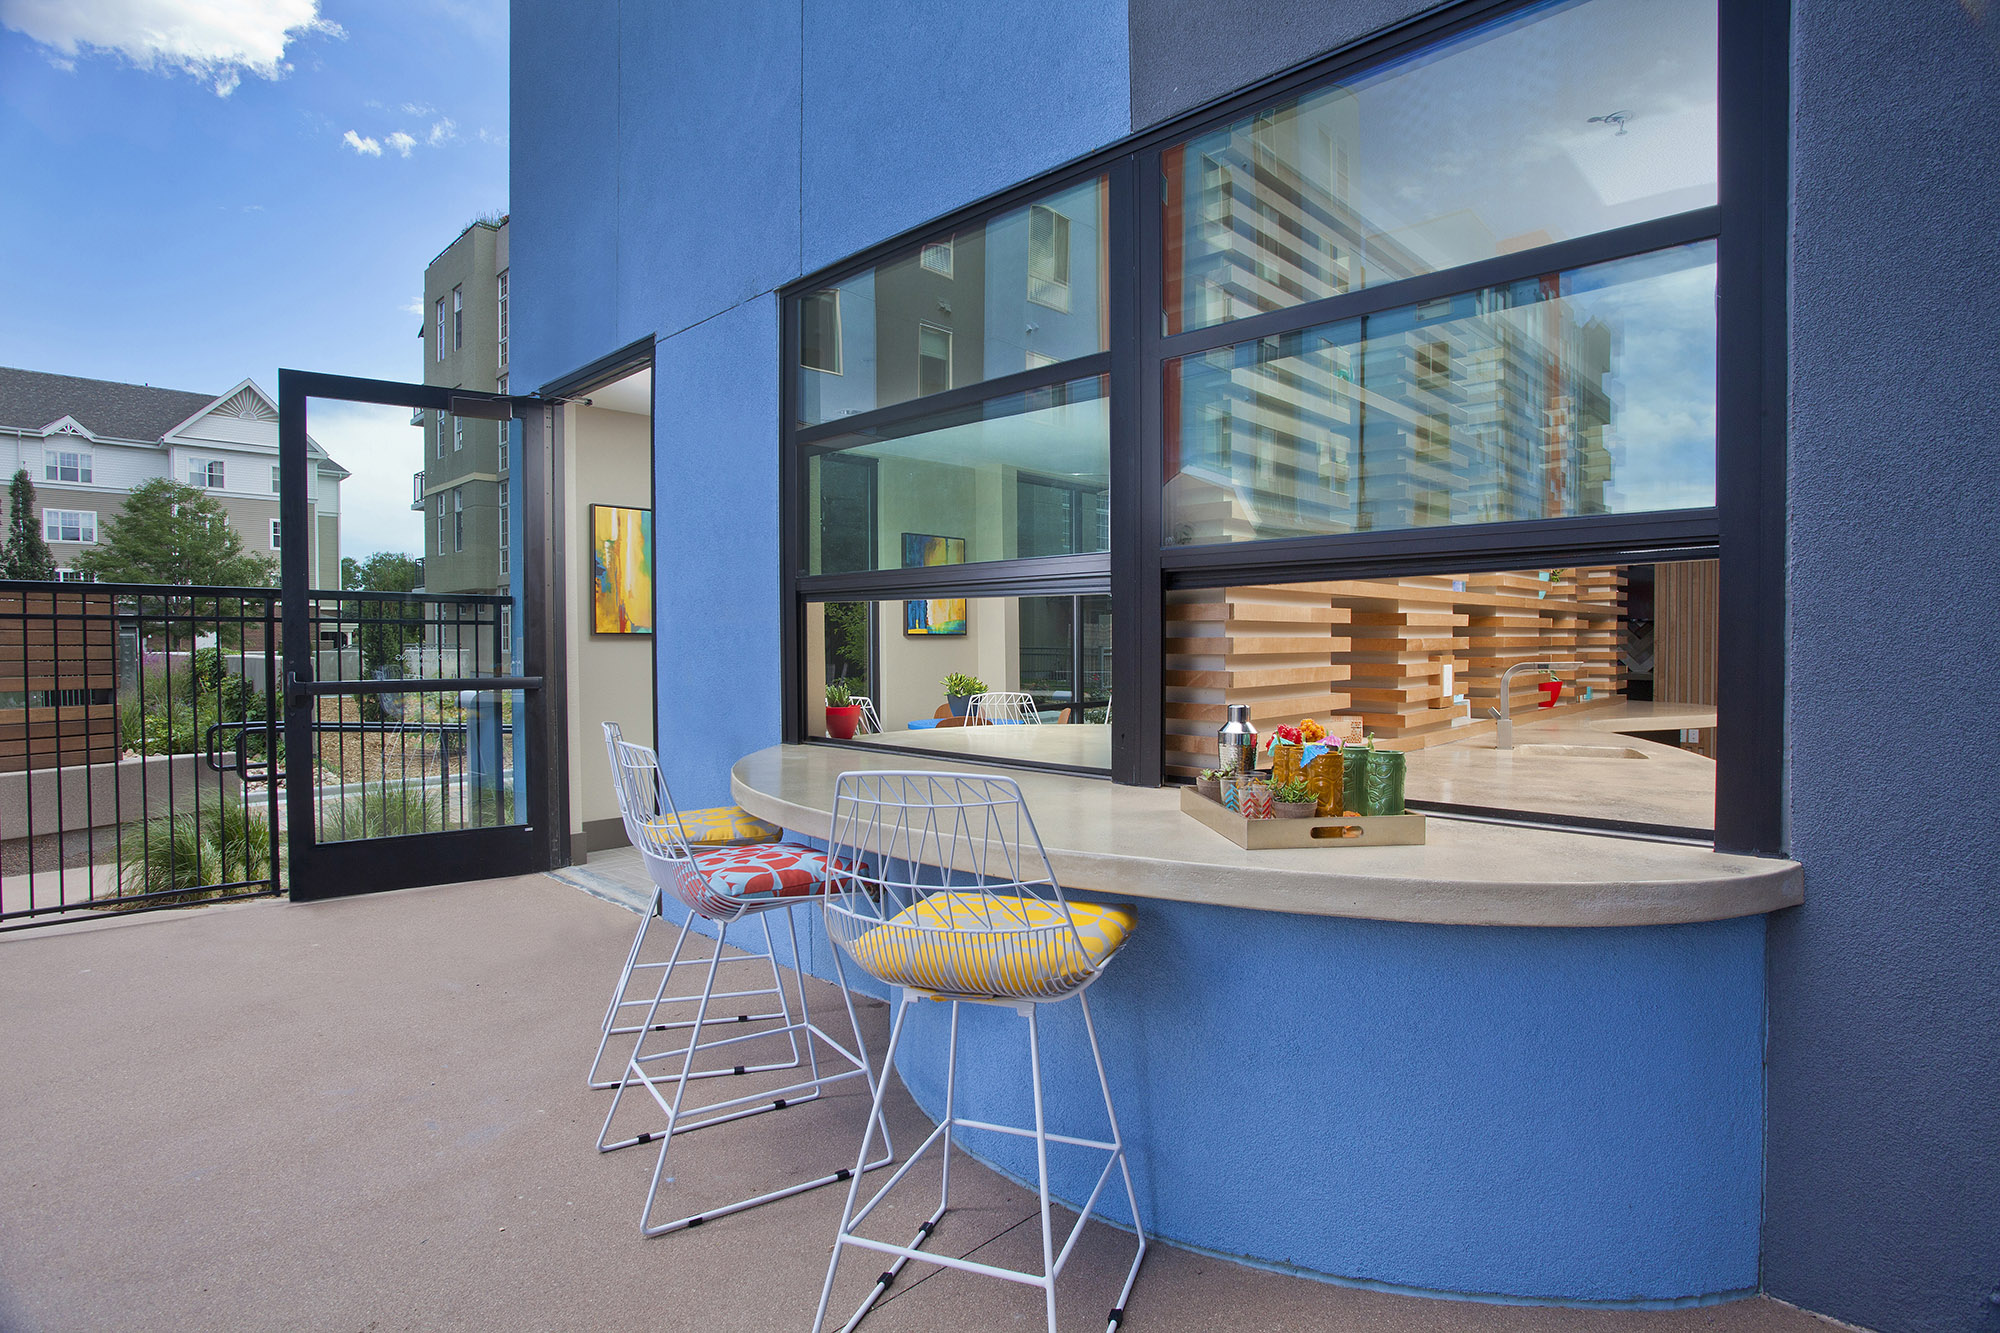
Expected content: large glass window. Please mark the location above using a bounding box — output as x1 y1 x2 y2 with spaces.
1166 242 1715 544
1163 0 1717 335
1164 560 1715 831
804 595 1111 771
804 374 1109 575
796 175 1109 427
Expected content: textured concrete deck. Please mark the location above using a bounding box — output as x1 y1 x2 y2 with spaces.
0 872 1845 1333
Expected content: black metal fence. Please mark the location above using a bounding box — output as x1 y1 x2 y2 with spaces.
0 581 282 929
0 581 520 931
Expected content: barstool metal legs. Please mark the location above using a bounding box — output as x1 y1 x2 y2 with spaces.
814 989 1148 1333
597 903 893 1236
587 890 798 1090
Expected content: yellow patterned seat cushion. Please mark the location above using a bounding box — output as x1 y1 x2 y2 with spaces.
643 806 781 845
846 891 1136 998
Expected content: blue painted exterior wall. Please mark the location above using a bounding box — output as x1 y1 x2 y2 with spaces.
511 0 1130 809
513 0 2000 1323
1769 4 2000 1331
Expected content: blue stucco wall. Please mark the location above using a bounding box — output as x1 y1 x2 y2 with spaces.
646 871 1767 1304
1769 4 2000 1331
511 0 1130 810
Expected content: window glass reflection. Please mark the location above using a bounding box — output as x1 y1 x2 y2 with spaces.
807 375 1109 574
1163 0 1717 334
1166 243 1715 545
797 175 1109 426
805 596 1111 770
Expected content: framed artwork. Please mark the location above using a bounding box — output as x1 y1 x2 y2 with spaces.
902 532 966 636
590 504 654 635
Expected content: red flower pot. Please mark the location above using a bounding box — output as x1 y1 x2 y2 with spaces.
825 703 863 739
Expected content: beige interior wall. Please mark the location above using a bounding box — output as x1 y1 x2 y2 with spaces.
563 401 654 845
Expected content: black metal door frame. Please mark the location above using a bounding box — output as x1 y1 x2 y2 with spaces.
278 369 554 900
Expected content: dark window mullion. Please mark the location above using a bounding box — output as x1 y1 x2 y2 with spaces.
794 352 1110 446
1155 207 1722 361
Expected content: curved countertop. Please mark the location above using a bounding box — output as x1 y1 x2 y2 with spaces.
731 743 1801 928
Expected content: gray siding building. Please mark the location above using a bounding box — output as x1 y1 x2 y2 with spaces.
418 217 510 596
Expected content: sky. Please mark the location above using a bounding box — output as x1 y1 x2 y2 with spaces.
0 0 510 559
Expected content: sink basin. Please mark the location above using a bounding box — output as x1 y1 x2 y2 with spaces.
1509 743 1649 760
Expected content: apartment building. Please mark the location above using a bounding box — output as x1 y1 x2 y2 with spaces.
417 216 510 596
0 367 346 585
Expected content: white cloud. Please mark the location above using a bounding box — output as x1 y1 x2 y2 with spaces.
400 296 423 315
384 130 416 158
426 117 456 147
0 0 345 96
399 101 435 117
342 129 381 157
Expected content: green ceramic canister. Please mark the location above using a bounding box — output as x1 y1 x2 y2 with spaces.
1340 744 1369 814
1363 748 1407 816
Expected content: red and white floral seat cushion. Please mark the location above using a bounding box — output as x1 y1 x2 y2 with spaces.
689 841 832 902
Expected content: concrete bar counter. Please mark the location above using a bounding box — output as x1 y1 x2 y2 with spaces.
726 743 1802 1306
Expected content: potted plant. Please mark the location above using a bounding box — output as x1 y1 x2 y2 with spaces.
1271 777 1317 818
824 678 863 739
1196 766 1226 803
941 672 986 718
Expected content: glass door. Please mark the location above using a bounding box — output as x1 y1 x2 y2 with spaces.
277 370 551 900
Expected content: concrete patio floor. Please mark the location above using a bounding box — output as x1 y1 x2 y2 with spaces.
0 870 1847 1333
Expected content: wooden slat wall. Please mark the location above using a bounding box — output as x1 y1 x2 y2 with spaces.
0 590 120 773
1655 559 1720 758
1162 568 1630 777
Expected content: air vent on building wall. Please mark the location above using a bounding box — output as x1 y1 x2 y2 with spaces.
217 388 278 422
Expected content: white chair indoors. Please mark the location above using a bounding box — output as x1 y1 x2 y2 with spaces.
588 721 784 1090
854 695 883 736
594 726 891 1236
967 690 1041 725
813 771 1147 1333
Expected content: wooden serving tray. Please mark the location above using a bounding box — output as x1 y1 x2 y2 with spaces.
1179 786 1427 849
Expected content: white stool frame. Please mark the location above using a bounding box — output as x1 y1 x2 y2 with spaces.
589 722 788 1091
854 695 883 736
813 771 1146 1333
967 691 1042 725
594 727 892 1236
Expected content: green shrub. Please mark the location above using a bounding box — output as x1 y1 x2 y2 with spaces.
323 783 445 842
121 799 275 904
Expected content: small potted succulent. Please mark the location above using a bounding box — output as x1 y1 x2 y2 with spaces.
941 672 986 718
1196 765 1227 804
1270 777 1317 818
824 678 863 739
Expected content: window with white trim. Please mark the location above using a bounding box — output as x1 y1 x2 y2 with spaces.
452 488 464 552
498 486 510 577
437 495 449 554
452 285 464 350
55 568 93 582
269 519 282 549
496 270 509 368
44 450 91 484
1027 205 1071 311
189 459 225 489
920 240 953 276
453 414 464 452
43 510 96 543
271 465 282 494
436 297 446 362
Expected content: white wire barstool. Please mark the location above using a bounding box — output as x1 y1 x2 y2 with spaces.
813 771 1146 1333
587 722 784 1090
967 691 1042 725
854 696 883 735
594 730 892 1236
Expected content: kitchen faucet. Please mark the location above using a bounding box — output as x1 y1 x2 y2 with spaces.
1489 661 1585 749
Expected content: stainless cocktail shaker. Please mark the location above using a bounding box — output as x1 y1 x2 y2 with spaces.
1218 704 1258 775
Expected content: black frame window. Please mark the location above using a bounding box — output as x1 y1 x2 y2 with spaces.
781 0 1786 854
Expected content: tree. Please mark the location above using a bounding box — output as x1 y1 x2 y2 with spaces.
342 551 426 719
1 468 57 580
73 478 276 587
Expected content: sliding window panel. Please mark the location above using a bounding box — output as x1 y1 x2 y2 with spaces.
1164 241 1715 546
1162 0 1718 335
804 596 1111 771
805 374 1110 575
797 175 1110 427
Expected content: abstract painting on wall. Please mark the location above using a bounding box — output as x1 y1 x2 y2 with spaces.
902 532 966 636
591 504 654 635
